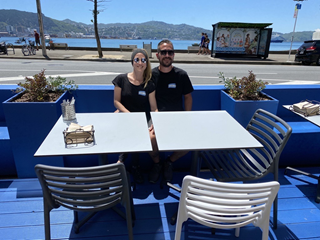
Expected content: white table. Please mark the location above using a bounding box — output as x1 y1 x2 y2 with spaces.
35 112 152 159
283 105 320 203
151 111 263 175
283 105 320 127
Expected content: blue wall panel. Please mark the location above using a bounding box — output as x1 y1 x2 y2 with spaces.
1 84 320 177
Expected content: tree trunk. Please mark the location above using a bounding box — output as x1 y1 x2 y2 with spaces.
94 0 103 58
36 0 47 57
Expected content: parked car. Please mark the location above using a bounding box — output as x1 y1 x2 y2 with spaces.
295 40 320 66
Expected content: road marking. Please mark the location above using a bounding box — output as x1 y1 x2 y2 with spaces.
0 71 120 82
190 76 219 79
189 73 278 79
274 80 320 85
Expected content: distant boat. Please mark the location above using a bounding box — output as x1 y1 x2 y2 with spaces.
271 34 284 43
44 34 52 43
271 39 284 43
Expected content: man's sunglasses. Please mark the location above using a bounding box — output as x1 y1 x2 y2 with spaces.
133 58 147 63
159 50 174 56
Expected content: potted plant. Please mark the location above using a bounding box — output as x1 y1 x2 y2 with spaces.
219 70 279 127
2 69 77 178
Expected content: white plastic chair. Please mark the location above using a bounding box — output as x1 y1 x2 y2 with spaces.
174 175 280 240
199 108 292 229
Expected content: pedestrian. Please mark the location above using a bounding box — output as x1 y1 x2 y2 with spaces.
197 32 205 55
112 48 159 184
34 30 40 50
149 39 194 183
204 33 211 55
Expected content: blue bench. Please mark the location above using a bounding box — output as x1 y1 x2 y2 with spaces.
0 86 17 176
0 126 15 176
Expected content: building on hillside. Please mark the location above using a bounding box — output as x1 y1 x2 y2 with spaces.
312 29 320 40
0 32 10 37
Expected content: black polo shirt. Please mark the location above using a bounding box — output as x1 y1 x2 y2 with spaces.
152 67 193 111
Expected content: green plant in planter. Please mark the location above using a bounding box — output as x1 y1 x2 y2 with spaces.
15 69 78 102
219 71 268 101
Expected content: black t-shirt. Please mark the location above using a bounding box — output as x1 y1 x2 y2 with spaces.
152 67 194 111
112 74 155 115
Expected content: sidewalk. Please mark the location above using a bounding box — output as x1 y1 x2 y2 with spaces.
0 47 299 65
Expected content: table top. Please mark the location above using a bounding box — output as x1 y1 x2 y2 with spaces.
151 111 263 152
283 105 320 127
34 112 152 157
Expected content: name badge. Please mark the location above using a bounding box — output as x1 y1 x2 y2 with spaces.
168 83 176 88
138 91 146 96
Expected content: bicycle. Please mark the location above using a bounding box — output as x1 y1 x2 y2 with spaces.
21 39 36 56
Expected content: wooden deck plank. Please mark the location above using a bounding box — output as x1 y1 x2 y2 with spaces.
278 208 320 224
1 168 320 240
278 197 316 210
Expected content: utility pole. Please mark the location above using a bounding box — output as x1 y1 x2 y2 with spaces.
36 0 47 57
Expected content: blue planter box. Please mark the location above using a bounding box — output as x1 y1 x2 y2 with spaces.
2 91 71 178
220 90 279 127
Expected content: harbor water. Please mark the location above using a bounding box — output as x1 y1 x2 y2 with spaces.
0 37 303 51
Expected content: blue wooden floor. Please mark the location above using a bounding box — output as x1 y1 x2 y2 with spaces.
1 167 320 240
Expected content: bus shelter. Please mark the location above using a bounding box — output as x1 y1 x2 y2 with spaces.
211 22 272 59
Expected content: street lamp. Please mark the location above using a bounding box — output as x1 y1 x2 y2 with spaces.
288 0 306 61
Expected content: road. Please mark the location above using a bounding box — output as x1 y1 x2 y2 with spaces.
0 58 320 85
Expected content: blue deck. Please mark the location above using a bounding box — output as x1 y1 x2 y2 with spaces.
1 167 320 240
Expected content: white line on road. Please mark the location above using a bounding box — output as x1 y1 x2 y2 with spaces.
189 76 219 79
189 76 319 84
0 71 120 82
189 73 278 79
273 81 320 85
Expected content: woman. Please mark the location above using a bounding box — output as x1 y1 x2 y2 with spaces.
112 48 158 184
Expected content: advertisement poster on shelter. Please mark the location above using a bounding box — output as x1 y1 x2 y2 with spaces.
214 28 260 55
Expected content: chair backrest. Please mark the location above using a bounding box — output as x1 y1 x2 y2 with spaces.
35 163 130 212
175 176 279 239
244 108 292 176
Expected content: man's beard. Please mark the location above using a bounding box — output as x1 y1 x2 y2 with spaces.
160 57 173 67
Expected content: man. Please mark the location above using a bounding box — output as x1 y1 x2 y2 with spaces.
197 32 205 55
149 39 194 183
34 30 40 50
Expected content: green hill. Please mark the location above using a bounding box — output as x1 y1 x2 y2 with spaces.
0 9 211 40
0 9 84 34
0 9 314 41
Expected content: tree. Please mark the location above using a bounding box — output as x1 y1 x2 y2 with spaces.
87 0 106 58
36 0 47 57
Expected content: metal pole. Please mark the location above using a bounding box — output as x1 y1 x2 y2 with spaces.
36 0 47 57
288 0 304 61
288 7 299 61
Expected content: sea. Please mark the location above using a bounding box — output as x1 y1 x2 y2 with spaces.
0 36 304 51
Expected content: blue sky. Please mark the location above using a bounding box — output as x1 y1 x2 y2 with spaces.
2 0 320 33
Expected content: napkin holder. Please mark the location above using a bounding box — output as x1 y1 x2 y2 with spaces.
291 100 320 117
61 97 76 121
63 123 95 145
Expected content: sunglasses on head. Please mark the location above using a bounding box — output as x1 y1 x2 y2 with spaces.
159 50 174 56
133 57 147 63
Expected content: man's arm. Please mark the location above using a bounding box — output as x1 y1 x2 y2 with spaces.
184 93 193 111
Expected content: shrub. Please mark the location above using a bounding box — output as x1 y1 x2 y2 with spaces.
219 71 268 100
16 69 77 102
